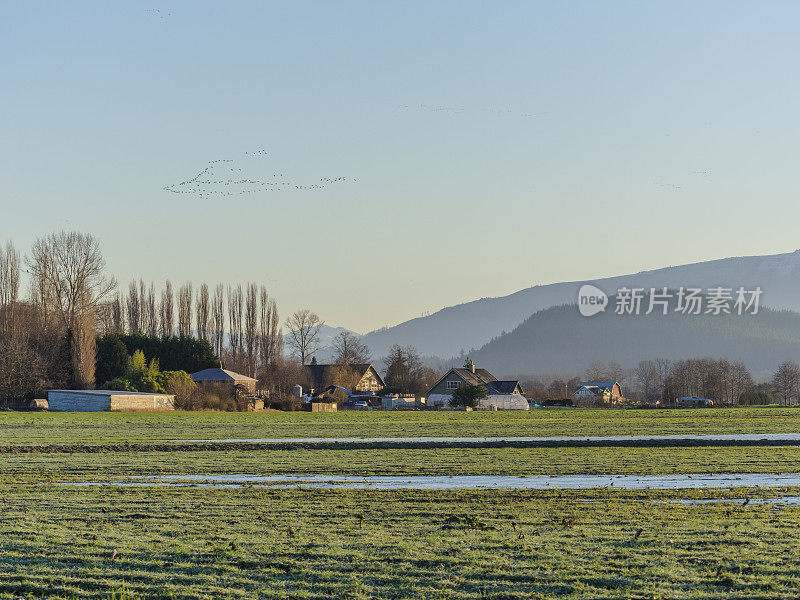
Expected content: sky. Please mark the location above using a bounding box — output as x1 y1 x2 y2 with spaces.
3 1 800 333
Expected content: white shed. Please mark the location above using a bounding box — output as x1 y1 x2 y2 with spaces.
46 390 176 412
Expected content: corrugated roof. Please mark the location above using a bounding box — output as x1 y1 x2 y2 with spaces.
47 389 174 396
190 368 257 383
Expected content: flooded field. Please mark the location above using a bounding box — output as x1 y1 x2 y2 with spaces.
60 471 800 490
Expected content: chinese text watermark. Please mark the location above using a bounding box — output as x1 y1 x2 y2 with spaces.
577 285 762 317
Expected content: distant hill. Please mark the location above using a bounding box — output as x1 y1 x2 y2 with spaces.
360 249 800 360
466 302 800 378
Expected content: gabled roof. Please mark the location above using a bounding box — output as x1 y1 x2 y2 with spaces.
190 368 257 383
579 381 619 391
306 363 385 390
486 380 523 395
448 367 497 386
427 367 522 396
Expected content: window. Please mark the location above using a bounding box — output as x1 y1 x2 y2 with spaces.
446 380 460 390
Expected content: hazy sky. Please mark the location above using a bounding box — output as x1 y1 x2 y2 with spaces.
3 1 800 333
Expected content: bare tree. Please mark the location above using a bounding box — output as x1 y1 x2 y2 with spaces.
138 279 147 335
71 301 96 388
285 309 323 365
159 280 174 337
730 360 754 405
584 361 607 381
227 285 243 366
258 287 280 368
144 282 157 337
633 360 658 404
607 362 626 387
382 344 436 394
126 281 141 334
332 331 371 365
212 284 225 359
653 357 672 405
244 283 258 376
773 361 800 406
27 231 116 388
196 283 210 343
111 293 124 333
0 337 47 405
0 241 20 341
178 282 193 337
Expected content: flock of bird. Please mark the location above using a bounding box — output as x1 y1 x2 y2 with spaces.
144 8 171 19
162 150 353 199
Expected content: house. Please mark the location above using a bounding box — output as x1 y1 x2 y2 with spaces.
426 364 528 410
306 363 385 395
572 381 623 405
47 389 175 412
190 368 258 395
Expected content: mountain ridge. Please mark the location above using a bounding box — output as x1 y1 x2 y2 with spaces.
359 249 800 360
466 301 800 378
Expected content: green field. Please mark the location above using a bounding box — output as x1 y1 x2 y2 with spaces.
2 406 800 445
4 408 800 598
2 485 800 599
5 445 800 481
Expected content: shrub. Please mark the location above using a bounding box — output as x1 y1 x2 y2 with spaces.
95 334 130 384
163 370 197 409
450 384 488 408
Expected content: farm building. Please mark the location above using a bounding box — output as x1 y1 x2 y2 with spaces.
47 390 176 412
572 381 623 405
306 363 385 395
190 368 258 394
426 364 528 410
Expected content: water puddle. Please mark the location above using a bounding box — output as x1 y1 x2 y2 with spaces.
59 472 800 490
664 496 800 506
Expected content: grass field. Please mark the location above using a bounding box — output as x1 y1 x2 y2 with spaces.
4 408 800 598
5 445 800 481
2 485 800 599
2 406 800 445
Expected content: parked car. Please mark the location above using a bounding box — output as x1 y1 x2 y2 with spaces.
341 400 372 410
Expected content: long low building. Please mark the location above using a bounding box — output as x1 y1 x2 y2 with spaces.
47 389 176 412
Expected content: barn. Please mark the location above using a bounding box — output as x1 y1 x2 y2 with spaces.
190 368 258 394
46 390 176 412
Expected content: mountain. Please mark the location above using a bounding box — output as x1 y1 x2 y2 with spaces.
467 302 800 378
360 249 800 360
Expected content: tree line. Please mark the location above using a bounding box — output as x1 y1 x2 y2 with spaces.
98 279 282 380
0 231 334 406
0 230 443 407
523 357 797 406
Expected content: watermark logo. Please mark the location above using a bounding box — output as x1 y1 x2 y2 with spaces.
578 284 608 317
577 285 763 317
